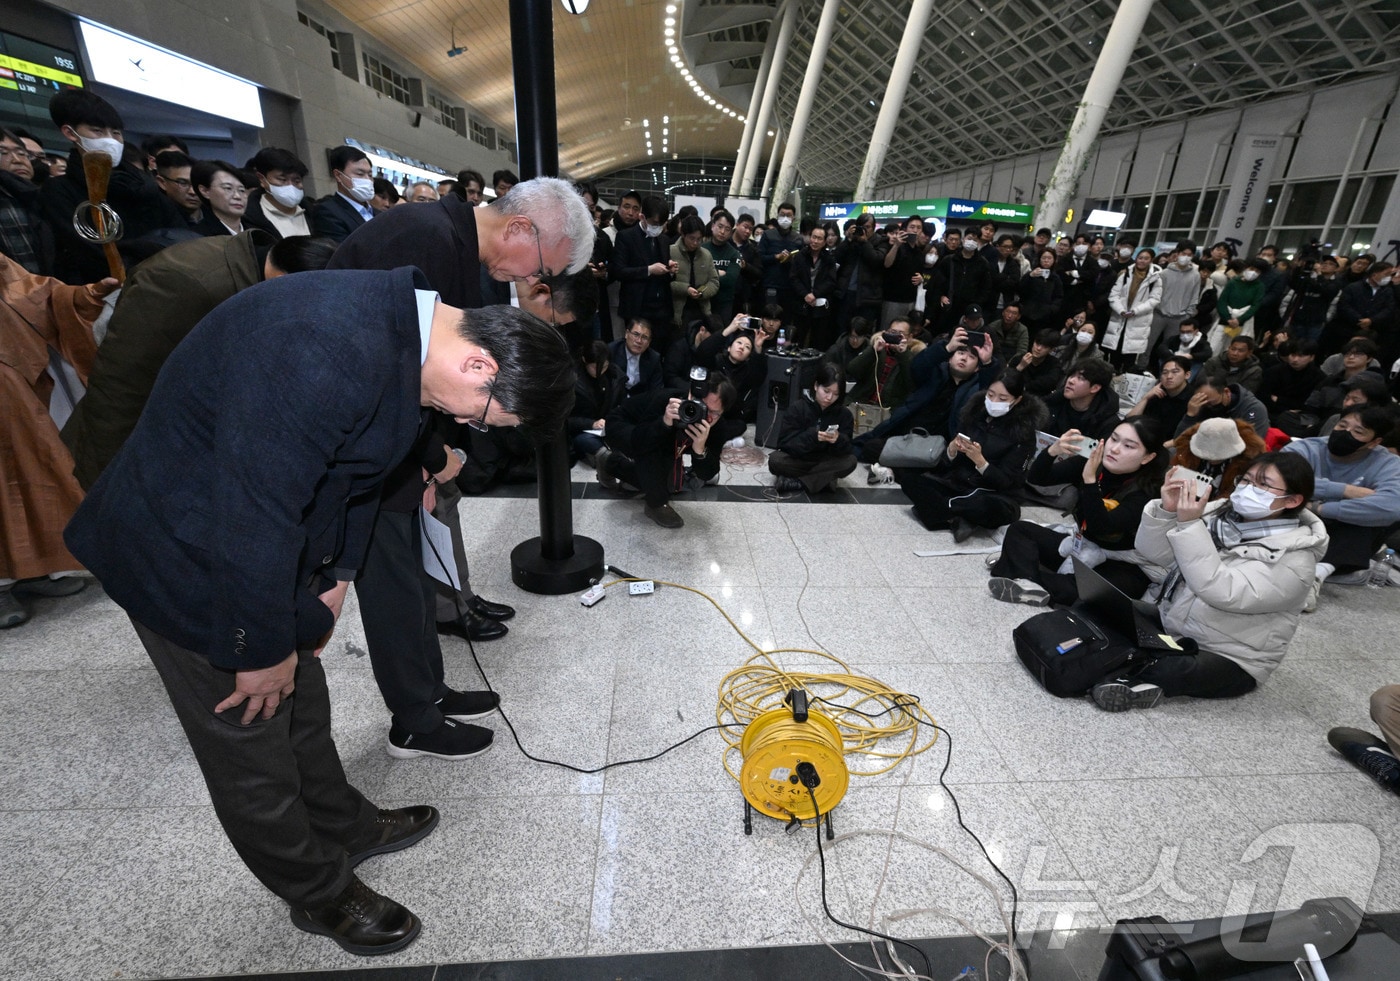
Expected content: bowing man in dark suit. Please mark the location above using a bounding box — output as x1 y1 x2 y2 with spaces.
64 268 575 957
307 145 375 243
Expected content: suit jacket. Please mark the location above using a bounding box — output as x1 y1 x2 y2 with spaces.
64 267 426 670
308 192 369 244
62 230 273 490
612 224 672 324
609 337 663 398
329 192 482 309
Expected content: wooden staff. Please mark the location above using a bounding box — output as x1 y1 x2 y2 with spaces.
81 150 125 284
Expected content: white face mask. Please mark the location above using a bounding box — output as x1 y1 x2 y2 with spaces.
962 240 977 252
777 216 793 231
924 252 937 266
1229 483 1281 520
1179 332 1198 346
1118 247 1132 259
1177 255 1193 267
984 397 1013 417
1380 276 1394 287
266 183 304 209
78 135 123 168
1073 244 1089 257
1075 331 1094 346
1241 269 1259 282
644 221 663 238
344 176 375 203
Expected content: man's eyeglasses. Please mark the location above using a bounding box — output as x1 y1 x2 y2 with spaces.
531 225 554 280
158 175 193 189
626 330 650 340
465 387 494 432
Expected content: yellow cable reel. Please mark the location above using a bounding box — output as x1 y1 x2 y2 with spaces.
739 704 849 823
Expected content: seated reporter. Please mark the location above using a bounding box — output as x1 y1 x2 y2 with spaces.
845 316 920 410
596 377 744 528
895 370 1045 541
768 362 857 495
567 340 624 467
695 313 768 420
1090 452 1327 711
989 418 1167 607
1152 317 1213 373
1125 355 1194 440
1010 328 1066 398
1283 406 1400 592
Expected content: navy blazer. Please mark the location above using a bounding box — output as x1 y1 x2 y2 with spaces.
308 192 369 244
65 267 427 670
330 192 482 309
609 337 663 398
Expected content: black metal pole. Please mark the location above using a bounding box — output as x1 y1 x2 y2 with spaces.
508 0 605 593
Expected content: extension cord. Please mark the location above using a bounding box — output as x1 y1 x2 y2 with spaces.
579 584 606 607
627 580 655 595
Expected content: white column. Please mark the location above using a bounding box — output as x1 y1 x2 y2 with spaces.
853 0 937 200
729 19 778 197
1036 0 1158 235
740 0 798 197
772 0 842 207
761 123 783 201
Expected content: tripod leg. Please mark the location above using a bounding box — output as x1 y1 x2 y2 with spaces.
744 798 753 836
825 809 834 841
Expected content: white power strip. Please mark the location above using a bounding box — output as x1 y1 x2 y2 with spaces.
580 584 606 607
628 580 656 596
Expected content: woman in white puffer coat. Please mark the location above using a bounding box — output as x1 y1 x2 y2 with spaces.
1100 248 1164 370
1090 451 1329 711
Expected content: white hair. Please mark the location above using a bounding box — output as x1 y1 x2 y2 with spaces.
491 176 594 274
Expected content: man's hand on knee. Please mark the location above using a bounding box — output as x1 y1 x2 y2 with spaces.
216 651 298 725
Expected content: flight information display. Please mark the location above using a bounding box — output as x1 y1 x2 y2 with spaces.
0 30 84 135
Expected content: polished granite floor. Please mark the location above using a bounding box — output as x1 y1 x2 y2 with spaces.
4 438 1399 981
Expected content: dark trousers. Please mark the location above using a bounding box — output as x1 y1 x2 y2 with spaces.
896 473 1021 531
835 294 880 338
1132 648 1257 699
992 521 1150 606
609 448 677 508
356 508 449 733
1324 519 1396 573
132 618 377 906
768 449 858 493
431 477 477 623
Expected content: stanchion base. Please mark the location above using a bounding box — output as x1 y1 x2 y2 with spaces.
510 535 604 595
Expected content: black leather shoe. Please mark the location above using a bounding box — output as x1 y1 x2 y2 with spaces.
950 517 975 544
468 595 515 621
347 805 440 867
288 876 421 956
436 612 508 641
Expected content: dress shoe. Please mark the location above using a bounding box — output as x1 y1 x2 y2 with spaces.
13 576 87 598
645 503 684 528
288 875 420 956
387 718 493 760
347 805 440 867
436 688 500 721
467 595 515 621
773 476 805 494
594 446 622 492
436 612 508 641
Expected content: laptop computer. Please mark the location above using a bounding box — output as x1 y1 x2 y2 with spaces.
1072 557 1176 651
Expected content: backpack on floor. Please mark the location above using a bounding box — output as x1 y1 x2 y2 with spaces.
1012 608 1140 697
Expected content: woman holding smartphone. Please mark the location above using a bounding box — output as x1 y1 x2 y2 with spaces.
1089 452 1327 710
988 417 1169 606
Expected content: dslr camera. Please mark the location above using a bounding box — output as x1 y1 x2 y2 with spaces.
675 365 709 428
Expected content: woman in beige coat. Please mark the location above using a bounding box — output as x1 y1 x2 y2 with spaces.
1091 451 1328 711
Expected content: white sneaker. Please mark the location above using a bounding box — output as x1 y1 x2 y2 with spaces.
987 577 1051 606
1303 576 1321 614
867 463 894 485
984 552 1001 569
725 436 745 449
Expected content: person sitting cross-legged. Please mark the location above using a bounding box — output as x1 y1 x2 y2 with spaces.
768 362 857 495
1090 452 1327 711
989 418 1168 607
894 369 1045 541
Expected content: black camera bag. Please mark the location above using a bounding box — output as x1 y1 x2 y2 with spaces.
1012 608 1140 697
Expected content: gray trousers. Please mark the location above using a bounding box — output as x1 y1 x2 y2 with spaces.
1139 311 1187 365
133 619 377 906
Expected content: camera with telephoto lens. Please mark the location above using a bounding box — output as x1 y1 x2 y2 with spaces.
674 366 709 428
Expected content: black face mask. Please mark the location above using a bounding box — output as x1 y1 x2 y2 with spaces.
1328 428 1369 457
